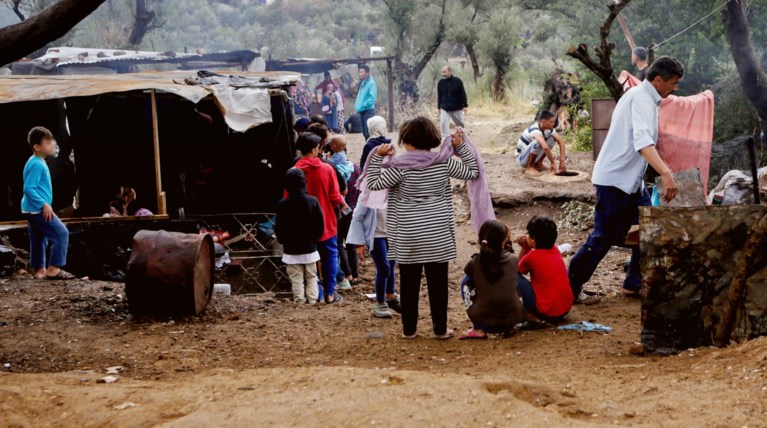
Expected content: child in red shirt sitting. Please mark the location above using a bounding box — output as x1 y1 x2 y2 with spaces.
516 216 573 329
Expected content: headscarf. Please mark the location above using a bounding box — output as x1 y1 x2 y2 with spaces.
367 115 387 139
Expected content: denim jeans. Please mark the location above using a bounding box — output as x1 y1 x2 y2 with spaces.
317 237 339 300
517 274 568 323
25 213 69 268
568 185 652 296
358 108 376 141
371 238 396 304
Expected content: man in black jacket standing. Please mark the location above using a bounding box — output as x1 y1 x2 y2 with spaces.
437 65 468 137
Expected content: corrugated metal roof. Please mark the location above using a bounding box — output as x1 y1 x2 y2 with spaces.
26 47 259 68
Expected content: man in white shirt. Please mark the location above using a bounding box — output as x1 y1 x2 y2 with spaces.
515 111 567 175
569 56 682 301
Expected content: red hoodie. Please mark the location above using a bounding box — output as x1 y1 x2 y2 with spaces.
291 157 344 242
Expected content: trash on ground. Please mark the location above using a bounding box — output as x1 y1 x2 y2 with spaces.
557 321 613 333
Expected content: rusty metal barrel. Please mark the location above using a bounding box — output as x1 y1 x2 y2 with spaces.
126 230 214 316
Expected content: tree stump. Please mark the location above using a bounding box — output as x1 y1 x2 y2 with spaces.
640 206 767 354
126 230 214 316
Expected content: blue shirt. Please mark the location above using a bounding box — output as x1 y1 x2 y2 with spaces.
21 155 53 213
592 80 662 194
355 76 377 112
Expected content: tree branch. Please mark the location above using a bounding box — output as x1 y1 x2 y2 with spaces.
0 0 106 67
566 0 632 100
411 0 447 80
722 0 767 132
11 0 25 21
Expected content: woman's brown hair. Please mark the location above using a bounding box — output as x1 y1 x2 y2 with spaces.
398 116 441 150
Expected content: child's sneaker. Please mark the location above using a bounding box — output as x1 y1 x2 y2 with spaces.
372 302 392 318
336 279 352 291
386 295 402 313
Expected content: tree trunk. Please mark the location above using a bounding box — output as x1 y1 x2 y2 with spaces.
723 0 767 136
465 42 481 82
128 0 156 46
11 0 25 21
566 0 632 101
0 0 106 67
491 62 508 101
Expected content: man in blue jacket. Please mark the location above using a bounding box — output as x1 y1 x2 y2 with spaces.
355 64 378 141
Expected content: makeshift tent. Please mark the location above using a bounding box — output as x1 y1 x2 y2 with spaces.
0 71 298 222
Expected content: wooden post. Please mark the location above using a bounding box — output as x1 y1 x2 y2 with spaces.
387 58 395 132
150 89 166 215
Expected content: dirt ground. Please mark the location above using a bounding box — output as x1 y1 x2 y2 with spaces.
1 112 766 427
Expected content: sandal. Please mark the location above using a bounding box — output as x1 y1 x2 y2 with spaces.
402 331 418 340
459 329 487 340
435 329 455 340
46 270 76 280
325 293 344 305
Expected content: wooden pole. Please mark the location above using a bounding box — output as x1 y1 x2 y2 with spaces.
387 58 395 132
150 89 166 215
617 14 636 51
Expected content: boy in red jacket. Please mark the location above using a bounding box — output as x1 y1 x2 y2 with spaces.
516 216 573 328
291 132 349 304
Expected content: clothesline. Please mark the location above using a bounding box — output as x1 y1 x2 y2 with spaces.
651 0 733 51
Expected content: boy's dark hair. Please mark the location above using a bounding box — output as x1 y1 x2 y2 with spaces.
323 71 331 78
28 126 53 149
538 111 555 121
646 56 684 82
306 122 330 141
478 220 510 282
284 168 306 197
359 64 370 74
310 115 328 126
398 116 441 150
296 132 322 156
527 215 558 250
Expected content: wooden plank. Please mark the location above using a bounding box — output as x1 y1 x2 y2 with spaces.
150 89 166 215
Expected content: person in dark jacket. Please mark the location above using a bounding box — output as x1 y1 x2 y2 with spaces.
437 65 468 138
344 112 363 134
275 168 325 304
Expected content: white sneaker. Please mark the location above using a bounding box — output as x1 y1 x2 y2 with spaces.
372 302 392 318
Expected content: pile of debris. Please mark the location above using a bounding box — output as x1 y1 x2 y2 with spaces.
558 201 594 231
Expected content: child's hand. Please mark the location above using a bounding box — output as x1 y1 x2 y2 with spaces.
515 235 529 248
42 204 54 222
355 245 366 260
375 144 395 157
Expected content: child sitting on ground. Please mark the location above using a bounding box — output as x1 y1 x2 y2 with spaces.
460 220 526 339
275 168 325 304
327 135 354 182
516 216 573 329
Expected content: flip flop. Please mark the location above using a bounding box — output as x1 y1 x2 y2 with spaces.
402 331 418 340
435 329 455 340
459 329 487 340
46 270 76 280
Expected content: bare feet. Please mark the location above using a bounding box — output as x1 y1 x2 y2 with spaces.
33 268 46 280
525 167 540 176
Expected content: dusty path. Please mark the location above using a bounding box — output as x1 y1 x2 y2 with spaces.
1 112 766 427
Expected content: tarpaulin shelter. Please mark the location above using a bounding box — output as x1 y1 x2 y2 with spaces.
0 70 299 223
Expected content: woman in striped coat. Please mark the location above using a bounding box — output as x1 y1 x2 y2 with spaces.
366 117 479 339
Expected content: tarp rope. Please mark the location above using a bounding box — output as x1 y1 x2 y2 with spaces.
651 0 733 51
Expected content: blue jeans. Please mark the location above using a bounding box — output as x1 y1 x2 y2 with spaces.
317 237 339 300
358 108 376 141
568 185 651 296
517 274 567 323
25 213 69 268
371 238 396 304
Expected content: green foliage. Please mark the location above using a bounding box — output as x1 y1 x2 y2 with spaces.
713 68 762 144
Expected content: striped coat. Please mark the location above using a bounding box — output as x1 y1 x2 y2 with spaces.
366 143 479 264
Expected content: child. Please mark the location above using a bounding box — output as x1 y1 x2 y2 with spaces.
275 168 325 303
347 205 401 318
516 216 573 328
21 126 74 280
460 220 526 339
327 135 354 182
